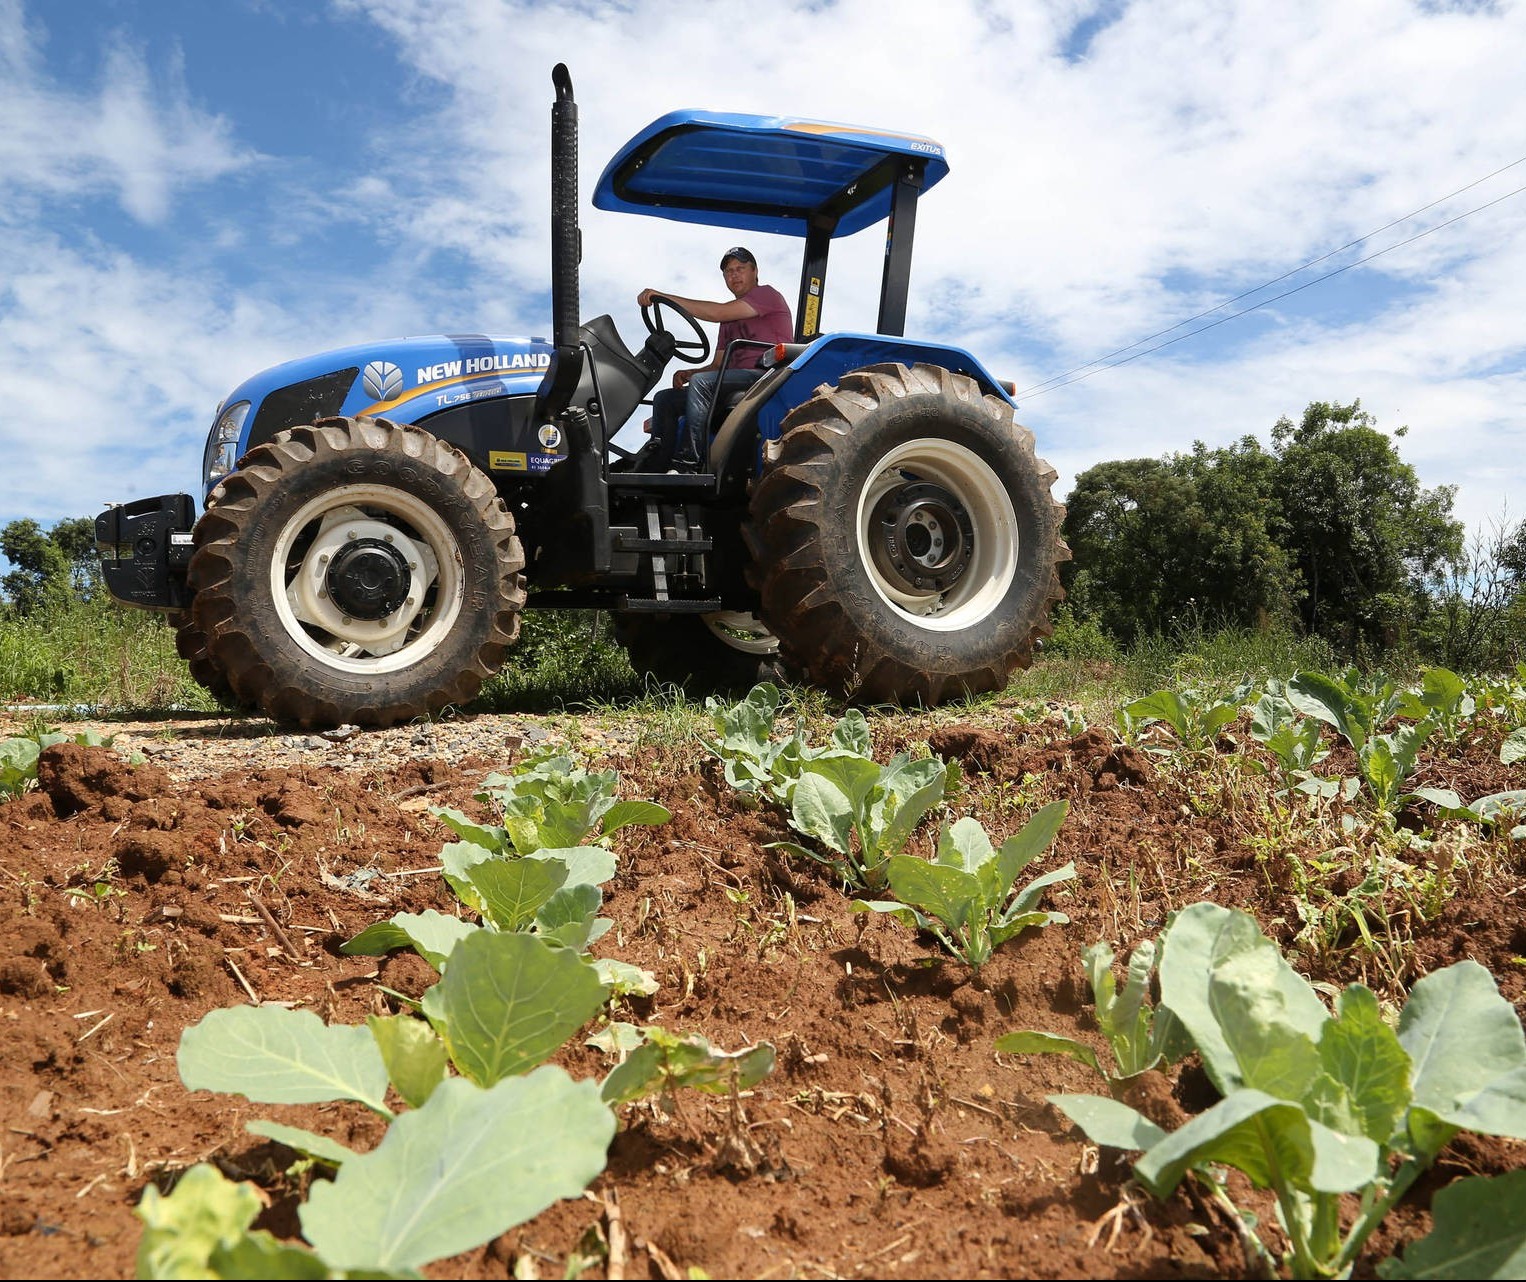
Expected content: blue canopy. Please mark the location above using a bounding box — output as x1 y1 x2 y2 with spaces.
593 110 949 238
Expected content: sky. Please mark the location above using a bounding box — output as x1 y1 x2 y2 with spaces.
3 0 1525 576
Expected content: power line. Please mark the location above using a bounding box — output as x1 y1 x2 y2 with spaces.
1014 154 1526 401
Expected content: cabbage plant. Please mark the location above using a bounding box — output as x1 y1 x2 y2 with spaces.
1049 902 1526 1279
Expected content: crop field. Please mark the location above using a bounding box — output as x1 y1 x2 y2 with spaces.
1 670 1524 1280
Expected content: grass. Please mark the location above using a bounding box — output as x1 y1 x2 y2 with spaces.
0 597 1472 736
0 598 213 713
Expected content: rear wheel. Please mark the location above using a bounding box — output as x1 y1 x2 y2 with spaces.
615 611 781 694
744 363 1067 705
188 416 525 729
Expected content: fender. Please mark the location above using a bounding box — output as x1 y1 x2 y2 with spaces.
714 334 1017 480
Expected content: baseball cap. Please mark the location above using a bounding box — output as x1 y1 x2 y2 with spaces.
720 246 756 269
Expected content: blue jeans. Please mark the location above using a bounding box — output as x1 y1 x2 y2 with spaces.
650 369 764 470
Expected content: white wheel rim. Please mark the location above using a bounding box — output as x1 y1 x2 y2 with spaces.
703 611 780 656
855 439 1018 631
269 483 465 674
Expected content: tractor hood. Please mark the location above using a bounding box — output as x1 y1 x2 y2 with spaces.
593 111 948 237
220 333 554 433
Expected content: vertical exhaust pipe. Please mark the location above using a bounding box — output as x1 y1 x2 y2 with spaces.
550 63 580 350
536 63 584 422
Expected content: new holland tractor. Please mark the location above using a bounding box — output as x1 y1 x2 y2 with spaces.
95 66 1068 729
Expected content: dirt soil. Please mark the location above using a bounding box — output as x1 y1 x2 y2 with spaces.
1 705 1523 1280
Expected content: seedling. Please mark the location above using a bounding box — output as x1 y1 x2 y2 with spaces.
1049 901 1526 1280
772 749 951 893
996 934 1190 1082
165 929 615 1275
852 805 1073 971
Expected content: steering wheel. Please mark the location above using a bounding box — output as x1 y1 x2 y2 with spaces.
641 295 711 365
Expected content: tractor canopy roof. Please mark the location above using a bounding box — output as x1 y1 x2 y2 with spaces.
593 111 949 237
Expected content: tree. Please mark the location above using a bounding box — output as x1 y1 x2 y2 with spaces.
1270 400 1462 653
1 516 102 615
1061 440 1296 644
1060 400 1463 656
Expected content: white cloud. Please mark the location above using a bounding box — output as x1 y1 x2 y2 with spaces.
0 0 255 226
2 0 1523 560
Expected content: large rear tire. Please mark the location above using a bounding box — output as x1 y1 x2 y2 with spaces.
615 611 782 694
744 363 1067 705
188 417 525 729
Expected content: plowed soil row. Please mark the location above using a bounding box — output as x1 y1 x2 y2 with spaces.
1 709 1522 1279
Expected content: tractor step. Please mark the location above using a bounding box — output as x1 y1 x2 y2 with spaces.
618 597 723 613
612 532 713 554
609 472 714 493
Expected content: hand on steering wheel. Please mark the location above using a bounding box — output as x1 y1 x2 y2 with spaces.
641 295 711 365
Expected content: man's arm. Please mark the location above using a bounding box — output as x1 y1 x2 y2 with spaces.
637 288 758 323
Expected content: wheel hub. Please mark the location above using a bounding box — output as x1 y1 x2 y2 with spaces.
325 537 411 620
868 482 973 594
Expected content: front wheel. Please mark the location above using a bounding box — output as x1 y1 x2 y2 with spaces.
744 363 1068 705
188 417 525 729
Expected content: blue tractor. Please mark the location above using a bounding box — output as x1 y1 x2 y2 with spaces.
95 67 1067 729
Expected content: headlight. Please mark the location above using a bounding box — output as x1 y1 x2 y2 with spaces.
203 400 250 487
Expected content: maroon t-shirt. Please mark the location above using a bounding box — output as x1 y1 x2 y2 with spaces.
718 284 793 369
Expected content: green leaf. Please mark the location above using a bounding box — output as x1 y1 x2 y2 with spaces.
178 1007 392 1115
1502 728 1526 766
591 958 659 998
1308 985 1412 1143
243 1119 360 1169
467 857 567 931
936 815 995 874
600 1029 776 1106
135 1163 330 1280
1159 902 1329 1095
597 798 670 838
849 897 926 932
535 882 607 952
366 1014 448 1110
993 801 1069 888
1450 1065 1526 1140
341 910 475 971
1399 960 1526 1140
300 1068 614 1273
1289 670 1369 751
528 845 617 887
1124 689 1189 736
439 840 495 913
1134 1088 1377 1200
429 806 510 852
884 856 980 936
1047 1094 1167 1152
1208 947 1322 1101
996 1031 1103 1077
1378 1169 1526 1279
421 931 606 1086
1003 862 1075 919
790 770 858 856
830 707 872 757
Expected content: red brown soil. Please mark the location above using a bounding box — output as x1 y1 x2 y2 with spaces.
1 710 1523 1279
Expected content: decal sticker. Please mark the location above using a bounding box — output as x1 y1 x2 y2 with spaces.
362 361 404 400
416 352 550 384
537 424 563 450
489 450 528 472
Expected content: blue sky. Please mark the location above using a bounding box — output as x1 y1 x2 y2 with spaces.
3 0 1525 575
